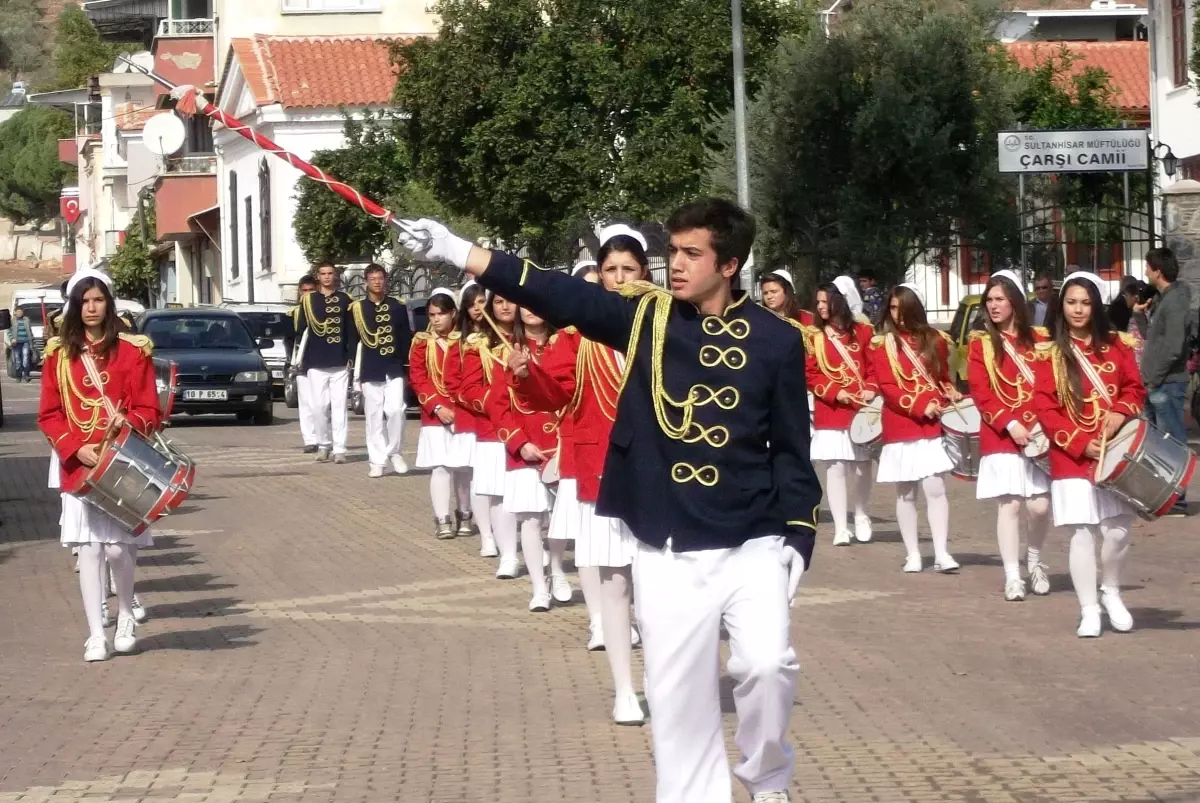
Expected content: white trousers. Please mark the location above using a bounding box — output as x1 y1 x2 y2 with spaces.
296 371 318 447
635 535 798 803
307 366 349 454
363 377 406 467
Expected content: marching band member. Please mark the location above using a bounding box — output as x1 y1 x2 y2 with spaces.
1032 272 1145 637
351 264 413 478
410 290 472 539
500 306 561 611
447 282 493 549
517 231 649 723
296 264 355 463
870 284 960 573
807 282 878 546
967 270 1052 602
38 270 160 662
759 269 812 325
458 292 522 576
399 197 819 803
832 275 867 324
289 274 320 453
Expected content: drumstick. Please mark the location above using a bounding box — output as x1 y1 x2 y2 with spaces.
1094 426 1110 484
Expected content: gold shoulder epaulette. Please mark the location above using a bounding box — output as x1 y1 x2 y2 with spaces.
43 336 62 358
562 326 578 335
615 280 669 300
465 332 487 348
968 330 987 342
1032 326 1049 338
118 331 153 356
412 331 434 343
1117 331 1137 347
870 334 886 348
448 331 462 342
854 313 871 326
1032 341 1055 359
937 329 955 344
777 316 807 335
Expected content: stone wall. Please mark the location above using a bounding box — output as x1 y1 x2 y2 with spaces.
1164 179 1200 312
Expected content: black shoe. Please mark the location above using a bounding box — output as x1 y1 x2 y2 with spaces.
303 445 318 454
1166 502 1189 517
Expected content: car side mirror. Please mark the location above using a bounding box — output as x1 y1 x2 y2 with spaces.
257 338 275 350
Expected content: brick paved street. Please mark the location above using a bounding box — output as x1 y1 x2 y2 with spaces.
3 375 1200 803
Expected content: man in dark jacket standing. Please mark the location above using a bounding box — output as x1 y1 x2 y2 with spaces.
1142 247 1193 516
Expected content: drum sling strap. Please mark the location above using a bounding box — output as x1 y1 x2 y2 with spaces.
1070 342 1114 407
81 351 120 421
827 328 866 388
1001 338 1036 386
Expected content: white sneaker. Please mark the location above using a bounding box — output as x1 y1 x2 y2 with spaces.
332 453 346 465
832 530 852 547
315 447 331 463
550 574 573 604
933 555 960 573
390 455 410 475
84 636 111 663
131 595 148 623
101 600 111 628
1100 588 1134 632
903 554 923 573
113 616 137 654
368 464 384 478
854 513 873 543
528 592 552 612
479 534 499 558
1077 604 1102 638
613 691 645 725
1028 562 1051 595
587 622 605 651
751 793 791 803
1004 578 1026 602
495 558 520 580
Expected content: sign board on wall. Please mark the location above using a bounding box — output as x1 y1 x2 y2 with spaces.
997 129 1149 173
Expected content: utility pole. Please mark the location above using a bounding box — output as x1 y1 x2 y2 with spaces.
731 0 754 293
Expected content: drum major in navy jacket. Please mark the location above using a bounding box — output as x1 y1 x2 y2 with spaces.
296 290 355 370
350 296 412 382
476 251 821 567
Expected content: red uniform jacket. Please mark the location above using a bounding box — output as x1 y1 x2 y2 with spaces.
38 333 160 492
456 334 507 443
407 331 459 427
486 335 559 470
1031 334 1145 481
869 330 954 444
442 339 476 436
806 322 878 430
517 327 622 502
967 328 1048 457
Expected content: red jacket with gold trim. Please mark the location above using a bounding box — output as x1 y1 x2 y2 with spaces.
869 330 954 444
38 333 160 492
443 339 475 436
456 335 506 443
407 331 458 427
486 335 559 471
967 328 1049 457
806 322 878 430
1031 334 1145 481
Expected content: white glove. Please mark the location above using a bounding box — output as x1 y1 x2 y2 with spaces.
781 544 806 607
396 218 475 271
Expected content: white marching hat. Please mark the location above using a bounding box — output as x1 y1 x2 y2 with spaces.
990 269 1025 293
832 275 864 317
63 266 114 313
1063 270 1109 305
764 269 794 288
899 282 926 307
572 260 598 276
456 279 477 304
429 286 456 302
598 224 648 252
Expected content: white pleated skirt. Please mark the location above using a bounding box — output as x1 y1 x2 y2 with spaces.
1051 478 1132 527
471 440 508 496
810 429 871 463
416 425 475 470
876 437 954 483
60 492 152 548
503 467 551 515
446 431 475 468
48 451 60 490
976 453 1050 500
548 478 580 541
573 498 636 569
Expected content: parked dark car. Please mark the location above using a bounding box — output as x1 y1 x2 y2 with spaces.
138 308 275 425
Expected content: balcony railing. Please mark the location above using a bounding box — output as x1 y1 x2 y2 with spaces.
157 18 215 37
164 154 217 174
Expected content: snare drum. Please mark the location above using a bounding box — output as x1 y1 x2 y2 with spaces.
849 396 883 460
77 423 195 535
154 359 178 422
1024 422 1051 475
941 399 982 480
1096 419 1197 520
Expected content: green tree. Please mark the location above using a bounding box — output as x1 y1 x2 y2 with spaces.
0 105 74 225
393 0 807 263
49 3 138 90
109 200 157 301
0 0 46 82
759 0 1021 286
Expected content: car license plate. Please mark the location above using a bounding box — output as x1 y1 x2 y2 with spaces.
271 370 284 379
183 389 228 401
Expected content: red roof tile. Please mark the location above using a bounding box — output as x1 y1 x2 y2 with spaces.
226 35 406 110
1006 40 1150 112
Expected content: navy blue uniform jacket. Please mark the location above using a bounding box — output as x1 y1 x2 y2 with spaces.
350 297 412 383
296 290 354 370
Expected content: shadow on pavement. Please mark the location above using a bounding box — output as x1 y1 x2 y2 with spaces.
136 572 236 594
137 623 262 651
1128 607 1200 631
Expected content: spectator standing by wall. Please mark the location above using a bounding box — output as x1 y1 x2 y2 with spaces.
1030 272 1054 327
7 307 33 382
858 270 885 325
1141 247 1193 516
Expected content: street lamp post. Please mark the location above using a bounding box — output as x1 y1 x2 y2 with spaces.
731 0 754 293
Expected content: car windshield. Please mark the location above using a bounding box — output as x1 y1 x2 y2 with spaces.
237 311 293 339
143 316 257 350
18 304 60 325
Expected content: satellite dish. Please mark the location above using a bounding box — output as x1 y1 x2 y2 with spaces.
143 113 186 157
131 52 155 74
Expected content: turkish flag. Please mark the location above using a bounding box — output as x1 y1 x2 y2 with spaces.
60 196 81 224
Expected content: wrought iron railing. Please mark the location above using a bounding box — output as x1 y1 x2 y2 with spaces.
164 155 217 174
157 18 215 37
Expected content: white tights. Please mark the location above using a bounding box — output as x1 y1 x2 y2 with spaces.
896 475 951 559
518 515 547 595
1069 516 1132 609
491 504 519 561
825 460 873 535
429 467 471 519
996 495 1051 581
77 543 136 640
598 567 636 698
470 493 495 542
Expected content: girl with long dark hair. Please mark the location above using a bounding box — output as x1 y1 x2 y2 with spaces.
1032 272 1145 637
869 284 960 573
967 270 1052 602
38 270 160 662
806 282 878 546
759 270 808 324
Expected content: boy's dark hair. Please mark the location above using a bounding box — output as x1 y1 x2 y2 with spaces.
665 197 755 272
1146 248 1179 283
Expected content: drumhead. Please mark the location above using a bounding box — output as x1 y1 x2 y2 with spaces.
1097 419 1144 481
941 398 981 435
849 397 883 445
